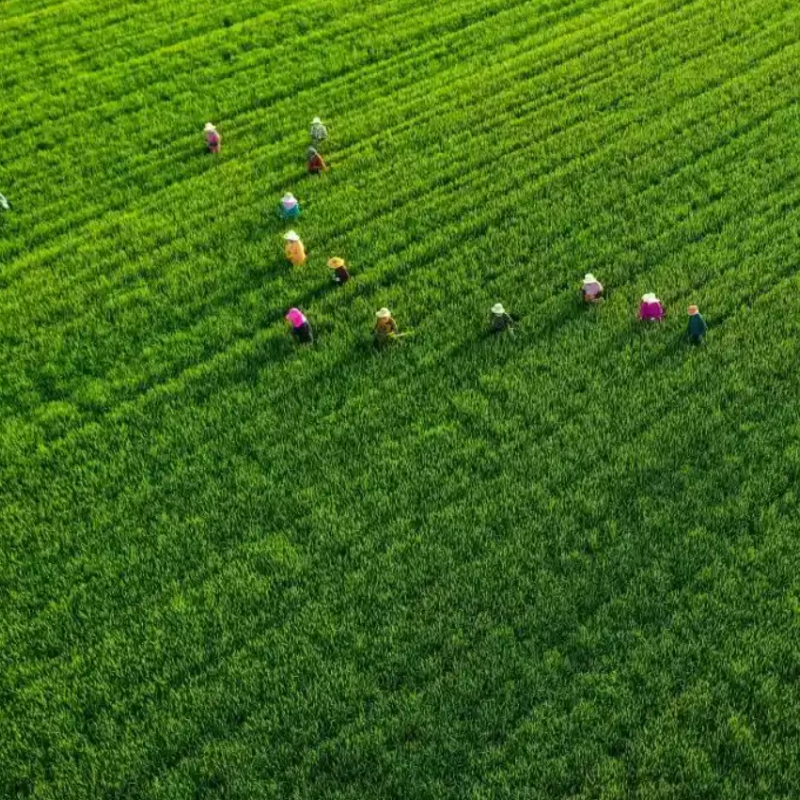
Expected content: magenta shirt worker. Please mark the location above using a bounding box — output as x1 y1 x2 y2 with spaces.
638 292 664 321
204 122 221 154
285 308 313 344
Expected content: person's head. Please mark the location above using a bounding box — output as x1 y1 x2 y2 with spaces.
328 257 345 269
687 305 699 316
308 146 319 157
204 122 217 133
491 303 506 316
376 308 392 320
312 116 322 125
284 230 300 243
282 193 297 207
641 293 658 304
584 273 597 284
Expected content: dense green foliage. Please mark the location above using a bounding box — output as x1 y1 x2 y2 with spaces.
2 0 800 796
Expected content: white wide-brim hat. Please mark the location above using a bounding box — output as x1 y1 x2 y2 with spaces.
584 273 596 283
284 231 300 242
376 308 391 319
312 116 322 124
204 122 216 131
491 303 505 315
641 293 657 303
282 193 297 204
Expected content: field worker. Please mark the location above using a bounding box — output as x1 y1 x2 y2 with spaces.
279 192 301 220
581 273 604 303
327 257 351 285
307 147 328 175
285 308 313 344
687 304 707 344
490 303 514 333
638 292 664 321
284 231 306 266
310 116 328 147
204 123 221 154
374 307 399 345
0 193 9 211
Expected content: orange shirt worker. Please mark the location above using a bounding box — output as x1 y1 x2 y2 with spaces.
284 231 306 266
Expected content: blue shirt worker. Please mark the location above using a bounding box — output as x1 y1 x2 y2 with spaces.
687 305 707 344
279 193 301 220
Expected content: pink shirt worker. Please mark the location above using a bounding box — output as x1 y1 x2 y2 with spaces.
285 308 313 344
638 292 664 321
581 273 604 304
204 122 221 154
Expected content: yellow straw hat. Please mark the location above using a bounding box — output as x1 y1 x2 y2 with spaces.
327 257 345 269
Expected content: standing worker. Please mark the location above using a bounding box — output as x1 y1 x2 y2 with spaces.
204 123 221 154
489 303 515 334
327 257 351 285
374 307 399 346
284 231 307 266
310 116 328 148
581 273 604 304
307 147 328 175
285 308 313 344
687 305 707 344
638 292 664 321
279 193 301 220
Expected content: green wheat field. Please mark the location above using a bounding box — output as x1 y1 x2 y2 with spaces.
2 0 800 797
